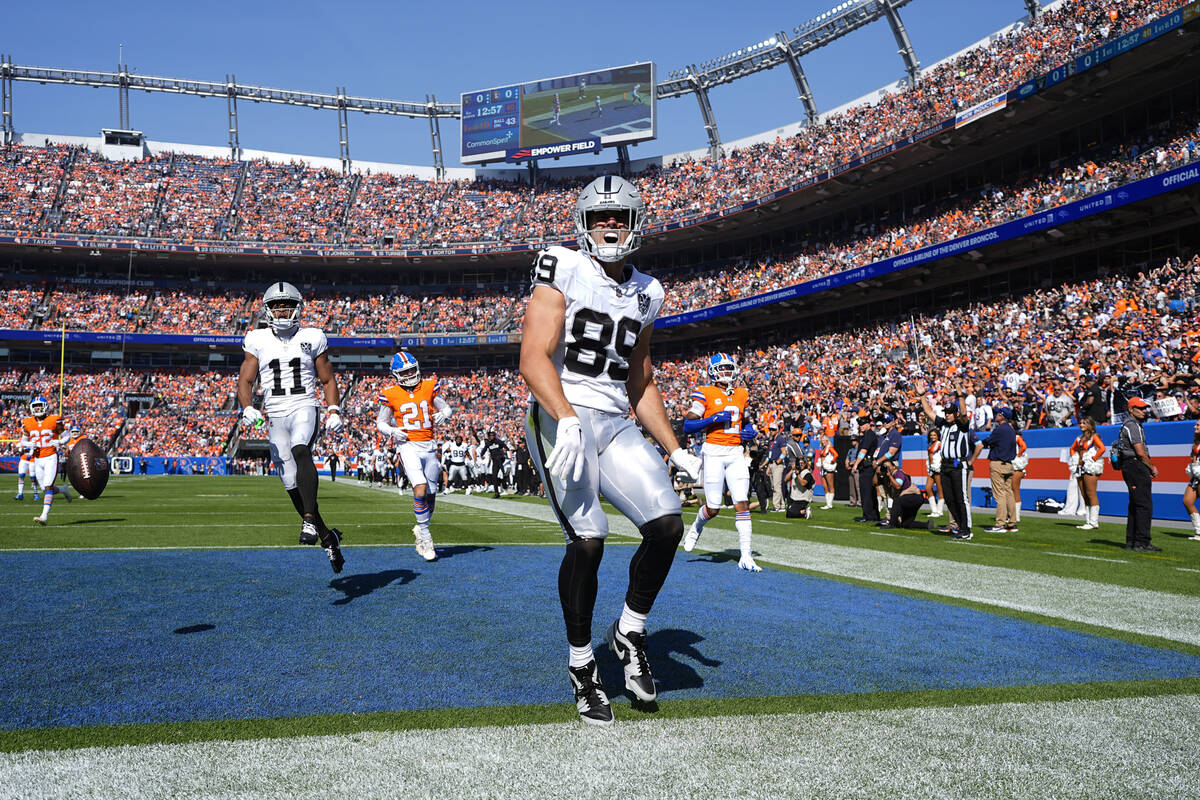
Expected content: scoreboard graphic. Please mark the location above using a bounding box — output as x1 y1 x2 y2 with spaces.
461 62 655 165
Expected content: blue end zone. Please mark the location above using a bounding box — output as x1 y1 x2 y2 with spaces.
2 546 1198 730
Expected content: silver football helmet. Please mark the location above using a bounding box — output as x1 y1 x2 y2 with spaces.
575 175 645 262
262 281 303 332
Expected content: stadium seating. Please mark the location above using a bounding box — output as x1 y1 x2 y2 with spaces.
0 0 1186 248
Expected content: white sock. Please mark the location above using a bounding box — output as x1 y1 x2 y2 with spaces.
692 504 716 532
618 604 647 636
735 512 752 558
1015 505 1021 522
1191 512 1200 535
40 492 53 518
16 476 24 495
568 644 594 669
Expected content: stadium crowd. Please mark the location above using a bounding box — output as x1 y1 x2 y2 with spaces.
2 107 1195 338
0 0 1186 248
5 246 1196 467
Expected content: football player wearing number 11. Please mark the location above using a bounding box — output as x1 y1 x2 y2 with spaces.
521 175 703 727
238 282 346 574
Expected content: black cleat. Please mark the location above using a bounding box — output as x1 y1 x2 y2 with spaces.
320 527 345 573
299 519 319 546
567 660 613 727
606 621 656 701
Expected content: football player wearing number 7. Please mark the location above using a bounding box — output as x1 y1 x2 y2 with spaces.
521 175 703 727
681 353 762 572
376 351 452 562
238 282 346 574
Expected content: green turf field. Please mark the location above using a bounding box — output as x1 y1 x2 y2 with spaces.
1 475 1197 798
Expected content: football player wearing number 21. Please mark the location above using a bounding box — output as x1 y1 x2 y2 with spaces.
238 282 346 574
520 175 703 727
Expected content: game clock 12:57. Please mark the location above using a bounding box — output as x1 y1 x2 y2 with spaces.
461 87 521 158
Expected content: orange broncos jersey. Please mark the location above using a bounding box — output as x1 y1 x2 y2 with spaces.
22 414 63 458
379 378 438 443
67 435 85 452
689 385 749 447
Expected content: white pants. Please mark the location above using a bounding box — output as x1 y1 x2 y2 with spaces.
18 458 34 478
33 454 59 490
701 443 750 505
526 402 680 541
447 464 470 485
399 441 440 493
268 406 318 491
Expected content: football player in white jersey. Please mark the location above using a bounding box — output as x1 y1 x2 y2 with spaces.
521 175 702 727
238 281 346 573
443 432 471 492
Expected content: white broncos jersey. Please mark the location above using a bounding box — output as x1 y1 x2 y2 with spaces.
243 326 328 415
531 245 665 415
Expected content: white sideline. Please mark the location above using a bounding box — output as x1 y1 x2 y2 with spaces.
438 494 1200 646
2 695 1197 799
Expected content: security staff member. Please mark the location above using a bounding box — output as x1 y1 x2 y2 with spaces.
1116 397 1161 552
920 391 981 540
326 451 340 482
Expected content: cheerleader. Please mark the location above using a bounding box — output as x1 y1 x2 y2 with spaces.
925 429 944 517
1070 417 1106 530
817 434 838 510
1182 420 1200 541
1011 429 1027 525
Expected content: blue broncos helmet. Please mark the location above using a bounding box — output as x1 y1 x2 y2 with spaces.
390 351 421 389
707 353 738 387
29 396 49 418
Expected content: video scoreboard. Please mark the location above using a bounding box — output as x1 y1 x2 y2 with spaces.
461 62 655 165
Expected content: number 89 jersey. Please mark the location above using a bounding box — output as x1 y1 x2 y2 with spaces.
531 245 664 415
243 326 327 415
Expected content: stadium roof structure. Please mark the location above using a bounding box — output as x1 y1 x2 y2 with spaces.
1 0 1031 171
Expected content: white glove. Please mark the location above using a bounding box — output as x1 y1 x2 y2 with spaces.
391 429 409 443
670 448 702 483
241 406 264 430
325 407 343 433
545 416 586 482
433 409 450 425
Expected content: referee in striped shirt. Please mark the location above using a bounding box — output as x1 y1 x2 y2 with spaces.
920 387 982 540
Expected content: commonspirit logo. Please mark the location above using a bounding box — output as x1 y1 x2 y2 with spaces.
466 132 515 150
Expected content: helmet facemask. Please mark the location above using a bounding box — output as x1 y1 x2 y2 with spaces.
575 176 645 263
578 208 642 263
29 398 48 418
264 299 302 332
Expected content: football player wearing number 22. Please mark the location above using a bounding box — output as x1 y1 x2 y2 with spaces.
238 282 346 574
520 175 703 727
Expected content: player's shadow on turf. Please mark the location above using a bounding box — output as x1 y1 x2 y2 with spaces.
63 518 126 525
431 544 494 561
689 549 758 565
1088 538 1131 550
330 570 418 605
600 628 720 707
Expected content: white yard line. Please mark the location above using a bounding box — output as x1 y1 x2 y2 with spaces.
2 695 1196 799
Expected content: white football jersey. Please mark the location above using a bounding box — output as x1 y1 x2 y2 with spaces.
444 441 469 464
373 449 389 469
530 245 665 415
243 326 328 415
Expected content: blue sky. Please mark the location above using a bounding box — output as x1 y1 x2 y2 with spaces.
5 0 1028 169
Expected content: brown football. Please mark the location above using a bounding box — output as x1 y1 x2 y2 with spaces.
66 438 110 500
